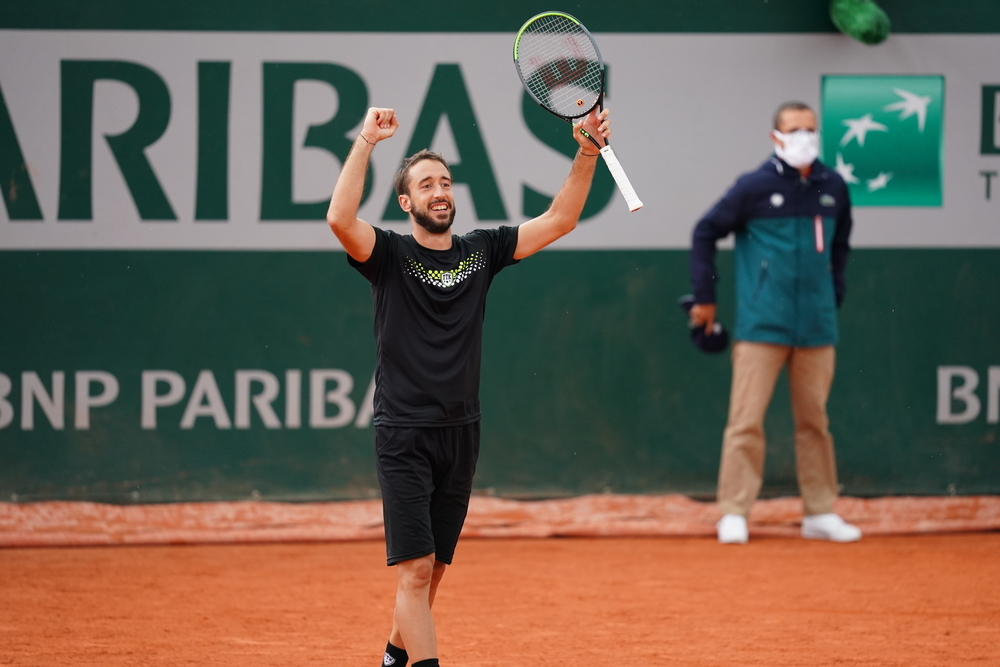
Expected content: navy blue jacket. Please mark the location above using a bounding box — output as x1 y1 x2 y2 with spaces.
690 156 853 347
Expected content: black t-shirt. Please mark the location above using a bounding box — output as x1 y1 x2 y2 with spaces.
348 226 520 426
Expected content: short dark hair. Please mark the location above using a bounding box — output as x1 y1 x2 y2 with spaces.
773 101 814 130
393 149 451 197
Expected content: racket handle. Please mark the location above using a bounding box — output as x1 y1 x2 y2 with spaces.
599 145 643 212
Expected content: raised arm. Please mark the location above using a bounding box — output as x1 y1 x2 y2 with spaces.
513 108 611 260
327 107 398 263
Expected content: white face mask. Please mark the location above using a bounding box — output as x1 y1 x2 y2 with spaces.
773 129 819 169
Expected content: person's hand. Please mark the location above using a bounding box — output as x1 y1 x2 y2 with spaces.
572 107 610 152
689 303 717 335
360 107 398 144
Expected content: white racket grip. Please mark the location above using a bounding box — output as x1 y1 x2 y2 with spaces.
599 145 643 212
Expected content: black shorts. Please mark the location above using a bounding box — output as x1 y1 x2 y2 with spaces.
374 422 480 566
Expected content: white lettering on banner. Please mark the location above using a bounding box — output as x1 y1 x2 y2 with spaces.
989 367 1000 424
937 366 980 424
1 371 121 430
5 366 998 430
142 370 186 429
0 373 13 429
285 369 302 429
74 371 119 429
3 368 371 431
180 370 232 429
310 369 355 428
2 32 1000 249
936 365 1000 425
21 371 65 430
234 370 281 429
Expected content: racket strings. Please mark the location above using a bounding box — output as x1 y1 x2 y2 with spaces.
515 16 602 117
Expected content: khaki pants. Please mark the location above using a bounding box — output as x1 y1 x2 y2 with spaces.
717 341 839 517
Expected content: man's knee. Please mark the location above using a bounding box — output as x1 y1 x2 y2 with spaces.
397 554 436 591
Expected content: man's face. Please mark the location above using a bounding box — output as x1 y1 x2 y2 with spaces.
400 159 455 235
772 108 818 148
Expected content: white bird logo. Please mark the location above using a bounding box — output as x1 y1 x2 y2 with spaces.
882 88 933 133
867 171 893 192
834 153 860 184
840 113 889 147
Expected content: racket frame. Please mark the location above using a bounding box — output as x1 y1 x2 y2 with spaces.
512 11 643 212
513 11 606 125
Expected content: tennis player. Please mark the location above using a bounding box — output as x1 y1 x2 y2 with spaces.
327 106 611 667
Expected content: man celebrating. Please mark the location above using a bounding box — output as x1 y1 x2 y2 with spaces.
327 106 611 667
689 102 862 545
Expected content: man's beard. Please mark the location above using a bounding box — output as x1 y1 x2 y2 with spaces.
411 200 456 235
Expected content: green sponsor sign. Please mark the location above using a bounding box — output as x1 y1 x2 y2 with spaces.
2 249 1000 502
822 75 944 207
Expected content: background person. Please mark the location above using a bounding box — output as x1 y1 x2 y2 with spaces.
688 101 862 545
327 106 611 667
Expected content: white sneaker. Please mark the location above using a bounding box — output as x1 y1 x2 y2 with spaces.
717 514 749 544
801 513 862 542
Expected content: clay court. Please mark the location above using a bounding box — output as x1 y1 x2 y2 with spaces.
2 498 998 667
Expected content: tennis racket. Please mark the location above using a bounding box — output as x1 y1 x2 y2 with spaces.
513 11 643 212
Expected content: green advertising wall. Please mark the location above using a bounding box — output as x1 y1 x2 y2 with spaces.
2 249 998 501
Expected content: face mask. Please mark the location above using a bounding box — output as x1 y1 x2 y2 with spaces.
773 129 819 169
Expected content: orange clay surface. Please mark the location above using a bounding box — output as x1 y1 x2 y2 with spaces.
2 533 998 667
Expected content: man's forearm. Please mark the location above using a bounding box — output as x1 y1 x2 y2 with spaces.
512 109 608 259
691 222 720 304
327 135 375 227
548 149 599 224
